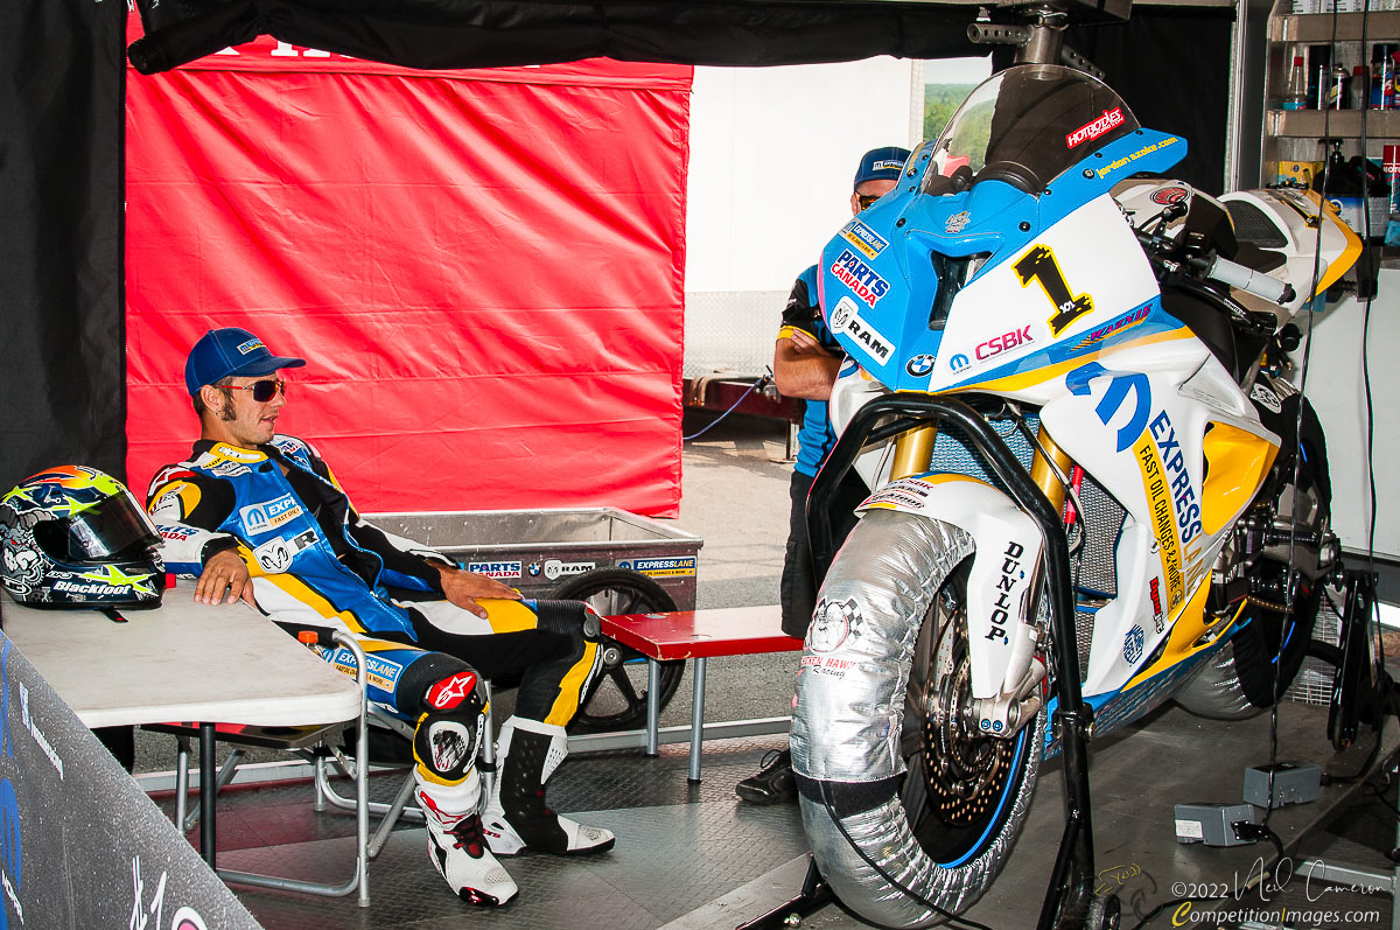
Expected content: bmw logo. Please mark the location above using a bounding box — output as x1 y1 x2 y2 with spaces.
905 354 936 377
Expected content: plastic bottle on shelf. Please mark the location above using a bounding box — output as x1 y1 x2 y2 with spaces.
1309 45 1333 109
1354 65 1369 108
1284 52 1310 109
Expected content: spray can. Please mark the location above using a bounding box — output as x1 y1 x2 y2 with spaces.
1373 43 1398 108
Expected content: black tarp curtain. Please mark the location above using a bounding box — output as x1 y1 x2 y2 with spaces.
1 0 1232 491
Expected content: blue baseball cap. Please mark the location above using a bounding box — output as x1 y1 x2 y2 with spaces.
854 146 912 190
185 327 306 397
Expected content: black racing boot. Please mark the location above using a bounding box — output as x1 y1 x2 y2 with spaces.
481 716 616 856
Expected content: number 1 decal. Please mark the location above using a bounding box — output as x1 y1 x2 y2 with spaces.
1014 244 1094 336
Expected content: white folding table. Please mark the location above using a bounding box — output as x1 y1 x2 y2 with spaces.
0 586 366 896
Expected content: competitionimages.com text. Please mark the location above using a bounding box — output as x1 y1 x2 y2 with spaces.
1171 903 1382 926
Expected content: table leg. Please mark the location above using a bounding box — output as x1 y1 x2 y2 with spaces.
200 722 216 866
688 657 707 783
646 659 660 756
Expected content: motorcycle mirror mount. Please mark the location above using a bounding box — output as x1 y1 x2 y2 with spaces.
967 0 1131 71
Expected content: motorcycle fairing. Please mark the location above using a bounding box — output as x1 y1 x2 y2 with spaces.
1039 345 1280 703
815 125 1187 397
859 474 1045 706
1218 188 1362 311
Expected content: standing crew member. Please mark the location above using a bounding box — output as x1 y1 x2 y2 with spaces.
736 147 911 804
148 327 615 906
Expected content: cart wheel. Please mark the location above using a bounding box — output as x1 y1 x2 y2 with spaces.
553 568 685 733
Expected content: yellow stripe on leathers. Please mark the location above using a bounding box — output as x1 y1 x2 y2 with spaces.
547 640 600 727
479 599 601 727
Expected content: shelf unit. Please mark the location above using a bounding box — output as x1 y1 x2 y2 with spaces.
1262 7 1400 182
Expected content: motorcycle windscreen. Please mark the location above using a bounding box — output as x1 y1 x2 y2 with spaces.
925 64 1142 197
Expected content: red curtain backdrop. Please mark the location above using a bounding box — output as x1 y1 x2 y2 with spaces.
125 15 691 516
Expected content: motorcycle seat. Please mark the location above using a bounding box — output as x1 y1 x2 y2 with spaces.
1225 198 1290 275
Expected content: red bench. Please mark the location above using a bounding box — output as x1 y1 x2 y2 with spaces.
601 605 803 781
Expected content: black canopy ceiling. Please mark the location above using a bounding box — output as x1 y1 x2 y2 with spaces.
129 1 1005 74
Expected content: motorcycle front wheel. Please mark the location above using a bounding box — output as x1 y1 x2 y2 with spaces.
792 509 1045 928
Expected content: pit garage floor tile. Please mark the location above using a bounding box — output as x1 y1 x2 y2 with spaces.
199 735 811 929
167 706 1400 930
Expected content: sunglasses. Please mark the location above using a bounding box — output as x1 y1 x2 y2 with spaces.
857 194 882 209
225 379 287 403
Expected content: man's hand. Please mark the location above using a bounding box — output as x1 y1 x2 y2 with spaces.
774 333 843 400
195 549 256 607
436 564 522 619
787 328 835 356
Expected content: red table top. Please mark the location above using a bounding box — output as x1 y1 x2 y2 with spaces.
601 605 803 661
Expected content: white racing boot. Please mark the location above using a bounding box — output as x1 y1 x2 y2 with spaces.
482 716 616 857
417 772 519 905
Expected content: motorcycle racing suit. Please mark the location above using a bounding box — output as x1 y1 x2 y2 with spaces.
147 435 612 902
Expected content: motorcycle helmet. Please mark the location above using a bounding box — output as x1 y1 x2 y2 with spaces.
0 465 165 609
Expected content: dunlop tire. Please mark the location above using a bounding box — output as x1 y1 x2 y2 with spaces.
792 509 1045 927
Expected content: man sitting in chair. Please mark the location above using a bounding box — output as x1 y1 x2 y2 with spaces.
147 326 613 907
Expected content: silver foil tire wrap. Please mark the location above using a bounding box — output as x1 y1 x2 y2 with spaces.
1172 640 1263 720
792 508 1045 927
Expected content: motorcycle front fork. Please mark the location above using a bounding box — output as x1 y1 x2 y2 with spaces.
890 420 1105 928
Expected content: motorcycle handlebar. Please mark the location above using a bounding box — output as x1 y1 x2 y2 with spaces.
1202 255 1296 305
1136 225 1297 307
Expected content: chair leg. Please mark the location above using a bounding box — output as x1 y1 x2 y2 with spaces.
481 680 497 800
174 735 191 835
368 771 419 859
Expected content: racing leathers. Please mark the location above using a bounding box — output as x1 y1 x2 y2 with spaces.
147 435 614 903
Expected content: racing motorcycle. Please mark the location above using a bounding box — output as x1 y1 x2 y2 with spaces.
789 57 1360 929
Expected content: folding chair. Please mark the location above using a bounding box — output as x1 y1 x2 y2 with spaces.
149 629 372 906
314 680 497 859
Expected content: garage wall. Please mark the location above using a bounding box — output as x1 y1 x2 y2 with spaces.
682 57 919 376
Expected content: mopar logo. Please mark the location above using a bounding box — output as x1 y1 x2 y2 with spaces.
949 353 970 371
239 494 302 534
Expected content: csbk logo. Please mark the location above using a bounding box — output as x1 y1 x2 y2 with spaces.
975 325 1033 361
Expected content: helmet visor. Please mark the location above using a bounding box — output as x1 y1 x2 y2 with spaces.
61 489 161 561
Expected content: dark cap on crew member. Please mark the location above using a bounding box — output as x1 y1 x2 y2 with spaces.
854 146 912 190
185 327 307 397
